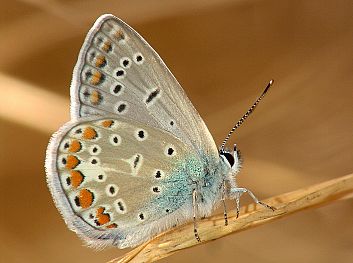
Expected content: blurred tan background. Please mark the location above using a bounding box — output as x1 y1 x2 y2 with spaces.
1 0 352 262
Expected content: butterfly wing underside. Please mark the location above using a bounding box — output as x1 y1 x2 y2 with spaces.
70 14 218 159
46 116 204 248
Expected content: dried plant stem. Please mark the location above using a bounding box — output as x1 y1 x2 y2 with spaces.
109 174 353 263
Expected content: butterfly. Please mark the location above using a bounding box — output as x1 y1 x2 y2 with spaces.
45 14 275 249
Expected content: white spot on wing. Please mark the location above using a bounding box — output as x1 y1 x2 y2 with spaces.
123 154 143 176
109 134 121 146
120 57 132 68
60 139 70 152
114 199 127 214
138 212 146 221
134 129 148 141
60 173 72 190
96 173 106 182
110 83 125 96
133 52 144 65
114 101 129 114
164 144 177 157
154 169 164 179
71 163 106 183
114 67 126 79
57 154 68 169
69 125 84 138
88 156 100 165
89 144 101 155
106 184 119 197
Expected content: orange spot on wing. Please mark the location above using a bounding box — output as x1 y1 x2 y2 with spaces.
66 155 80 169
95 55 106 68
96 207 110 225
69 140 81 153
102 41 112 52
90 90 101 105
90 71 102 85
79 189 94 209
83 127 97 140
115 29 124 40
70 170 84 188
106 223 117 229
102 120 114 128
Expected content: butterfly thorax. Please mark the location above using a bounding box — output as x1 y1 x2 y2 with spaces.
190 153 232 217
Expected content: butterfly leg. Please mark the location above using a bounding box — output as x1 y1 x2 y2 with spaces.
221 181 228 226
192 189 201 242
231 187 276 211
235 192 241 218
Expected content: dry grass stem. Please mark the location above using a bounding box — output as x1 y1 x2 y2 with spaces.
109 173 353 263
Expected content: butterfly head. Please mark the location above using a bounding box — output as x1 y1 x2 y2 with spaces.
219 144 242 173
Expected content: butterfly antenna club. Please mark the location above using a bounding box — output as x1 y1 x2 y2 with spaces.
220 79 274 152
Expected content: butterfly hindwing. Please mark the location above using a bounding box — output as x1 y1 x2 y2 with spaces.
70 14 218 159
46 116 207 248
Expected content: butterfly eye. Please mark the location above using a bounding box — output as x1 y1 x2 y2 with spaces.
221 152 235 167
133 52 144 65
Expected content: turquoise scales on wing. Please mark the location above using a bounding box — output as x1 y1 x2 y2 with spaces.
150 155 225 219
54 117 225 232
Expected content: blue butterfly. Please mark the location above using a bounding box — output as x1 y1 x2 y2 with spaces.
45 14 274 249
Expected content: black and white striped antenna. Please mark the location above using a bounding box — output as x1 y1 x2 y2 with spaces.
219 79 274 152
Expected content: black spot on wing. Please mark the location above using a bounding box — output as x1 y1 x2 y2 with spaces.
145 88 160 104
133 154 140 168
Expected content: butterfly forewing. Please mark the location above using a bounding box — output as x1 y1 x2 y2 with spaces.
47 116 203 244
70 14 218 159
